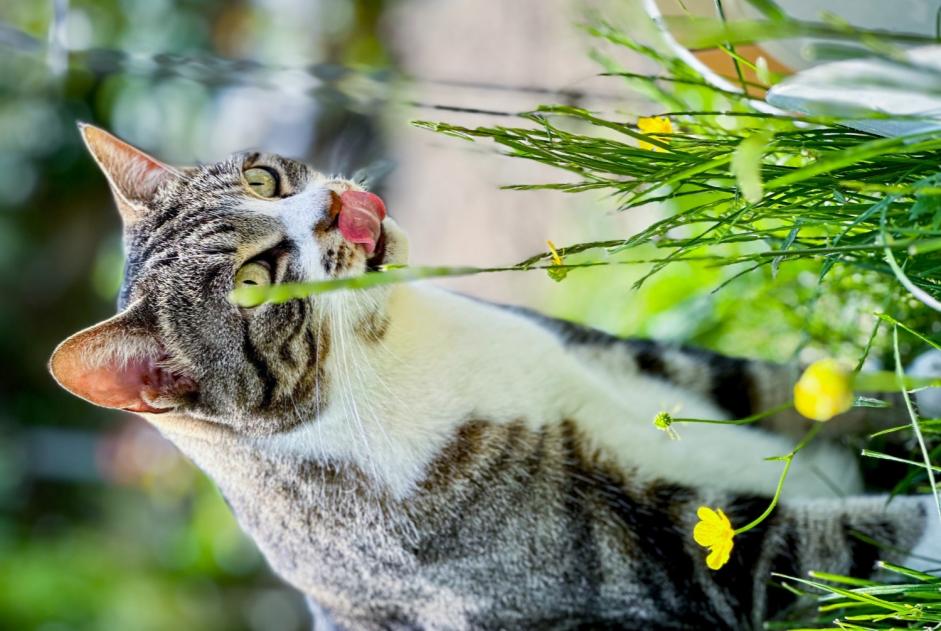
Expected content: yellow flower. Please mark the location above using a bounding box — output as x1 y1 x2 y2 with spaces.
637 116 673 151
793 358 854 422
545 240 567 282
693 506 735 570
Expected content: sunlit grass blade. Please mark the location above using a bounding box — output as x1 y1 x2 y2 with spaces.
231 259 656 306
860 449 941 473
877 560 940 582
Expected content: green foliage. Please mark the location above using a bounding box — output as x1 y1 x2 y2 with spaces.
731 130 773 203
0 477 266 631
411 110 941 314
409 9 941 629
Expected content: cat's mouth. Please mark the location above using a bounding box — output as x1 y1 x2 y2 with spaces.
323 183 404 274
335 189 389 272
338 191 385 251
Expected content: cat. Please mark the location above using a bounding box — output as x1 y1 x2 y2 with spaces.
50 123 940 630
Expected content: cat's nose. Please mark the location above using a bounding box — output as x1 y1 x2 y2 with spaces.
336 190 386 254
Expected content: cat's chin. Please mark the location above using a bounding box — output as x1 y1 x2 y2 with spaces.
372 217 409 269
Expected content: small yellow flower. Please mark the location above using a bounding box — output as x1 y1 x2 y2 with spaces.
793 358 854 422
637 116 673 151
546 240 563 266
693 506 735 570
545 240 567 282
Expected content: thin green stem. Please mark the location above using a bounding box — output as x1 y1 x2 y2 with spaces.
670 402 792 426
232 235 930 306
734 423 823 534
860 449 941 473
714 0 750 96
893 325 941 524
877 313 941 352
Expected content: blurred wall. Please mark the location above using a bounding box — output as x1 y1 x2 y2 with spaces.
385 0 654 304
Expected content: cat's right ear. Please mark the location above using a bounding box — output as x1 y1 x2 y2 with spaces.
49 300 197 414
78 122 181 224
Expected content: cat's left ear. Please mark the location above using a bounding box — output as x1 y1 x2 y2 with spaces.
78 122 181 224
49 300 197 414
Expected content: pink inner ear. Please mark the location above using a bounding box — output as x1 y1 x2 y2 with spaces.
71 357 164 413
59 353 194 414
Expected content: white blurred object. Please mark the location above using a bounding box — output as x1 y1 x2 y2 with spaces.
767 45 941 137
651 0 941 124
656 0 941 71
909 349 941 419
726 0 941 71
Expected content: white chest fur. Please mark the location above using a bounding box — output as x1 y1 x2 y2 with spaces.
261 284 861 500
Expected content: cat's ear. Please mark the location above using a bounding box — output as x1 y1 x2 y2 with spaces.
49 301 197 414
78 122 181 224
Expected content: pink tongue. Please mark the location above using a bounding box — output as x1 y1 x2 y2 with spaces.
338 191 387 254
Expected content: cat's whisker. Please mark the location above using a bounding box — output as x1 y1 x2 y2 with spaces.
342 290 407 404
339 297 403 518
342 294 404 529
330 294 384 502
313 301 327 470
341 291 403 435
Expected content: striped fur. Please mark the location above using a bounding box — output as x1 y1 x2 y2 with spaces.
165 413 928 630
51 126 939 630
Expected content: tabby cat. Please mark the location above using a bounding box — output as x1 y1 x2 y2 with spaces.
50 124 940 630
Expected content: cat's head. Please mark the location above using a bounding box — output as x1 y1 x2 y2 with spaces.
49 124 408 436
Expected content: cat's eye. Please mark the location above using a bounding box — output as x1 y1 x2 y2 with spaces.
234 261 272 289
244 167 279 198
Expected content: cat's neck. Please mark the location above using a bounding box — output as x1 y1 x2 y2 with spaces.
259 283 610 496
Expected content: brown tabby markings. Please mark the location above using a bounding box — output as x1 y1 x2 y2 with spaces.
356 311 391 345
313 190 342 235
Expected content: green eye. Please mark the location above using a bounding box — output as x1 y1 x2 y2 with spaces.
234 261 271 289
244 167 278 198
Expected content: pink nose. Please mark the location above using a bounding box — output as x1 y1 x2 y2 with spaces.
337 191 386 254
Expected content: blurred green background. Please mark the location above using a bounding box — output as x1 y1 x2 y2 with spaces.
0 1 394 629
